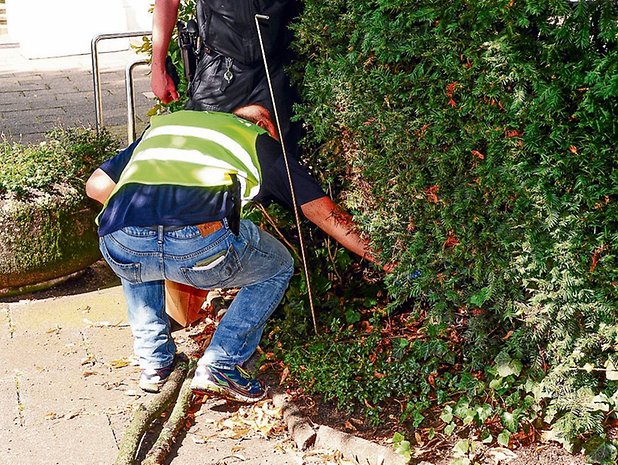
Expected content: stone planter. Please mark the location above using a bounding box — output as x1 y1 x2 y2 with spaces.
0 187 101 297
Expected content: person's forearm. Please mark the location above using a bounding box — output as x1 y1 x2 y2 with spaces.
152 0 180 73
300 196 387 268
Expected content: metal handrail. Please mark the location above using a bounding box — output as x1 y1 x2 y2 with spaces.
91 31 151 132
126 59 150 143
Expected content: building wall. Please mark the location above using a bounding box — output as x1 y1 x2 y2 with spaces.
5 0 152 58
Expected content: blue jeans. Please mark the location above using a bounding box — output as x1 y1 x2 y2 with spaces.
99 219 293 370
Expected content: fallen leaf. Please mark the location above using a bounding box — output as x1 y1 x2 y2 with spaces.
110 358 130 369
80 355 96 366
279 366 290 385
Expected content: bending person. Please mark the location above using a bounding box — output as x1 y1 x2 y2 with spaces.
86 105 380 401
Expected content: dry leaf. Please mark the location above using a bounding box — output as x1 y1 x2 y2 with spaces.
110 358 130 368
80 355 96 366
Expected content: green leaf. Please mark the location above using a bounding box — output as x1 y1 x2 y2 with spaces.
585 439 617 465
476 404 493 423
440 406 454 424
470 287 491 307
344 309 361 324
392 432 411 462
444 422 457 436
412 410 425 428
481 431 493 444
605 361 618 381
453 439 472 457
501 411 518 432
495 353 522 378
497 430 511 447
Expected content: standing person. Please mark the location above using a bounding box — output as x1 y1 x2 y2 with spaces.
150 0 300 154
86 105 383 401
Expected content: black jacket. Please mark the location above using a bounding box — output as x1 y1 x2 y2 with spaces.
196 0 297 65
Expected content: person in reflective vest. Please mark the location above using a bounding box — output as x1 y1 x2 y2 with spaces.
86 105 384 401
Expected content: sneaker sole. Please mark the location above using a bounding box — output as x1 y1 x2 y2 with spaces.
191 379 266 403
139 380 165 393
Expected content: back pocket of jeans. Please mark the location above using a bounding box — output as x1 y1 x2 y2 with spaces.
99 238 142 283
180 244 240 288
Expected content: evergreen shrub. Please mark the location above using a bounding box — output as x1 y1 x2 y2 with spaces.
281 0 618 457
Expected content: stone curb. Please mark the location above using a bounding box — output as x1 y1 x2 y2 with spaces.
270 391 412 465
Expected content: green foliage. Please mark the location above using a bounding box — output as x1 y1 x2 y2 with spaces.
267 0 618 458
0 128 118 197
393 432 412 462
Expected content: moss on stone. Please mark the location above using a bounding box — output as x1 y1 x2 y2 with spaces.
0 128 117 294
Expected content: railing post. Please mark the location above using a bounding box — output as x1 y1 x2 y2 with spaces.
91 31 151 133
126 59 150 143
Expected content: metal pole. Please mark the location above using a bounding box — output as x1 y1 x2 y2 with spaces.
91 31 151 132
125 59 149 143
254 14 319 334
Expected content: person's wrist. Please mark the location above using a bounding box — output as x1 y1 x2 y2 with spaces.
151 59 167 73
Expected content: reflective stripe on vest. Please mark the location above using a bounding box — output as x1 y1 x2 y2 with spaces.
105 111 265 209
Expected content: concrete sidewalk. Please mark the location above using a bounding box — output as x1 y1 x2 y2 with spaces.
1 272 327 465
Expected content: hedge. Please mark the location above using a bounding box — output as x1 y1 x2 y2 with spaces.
286 0 618 458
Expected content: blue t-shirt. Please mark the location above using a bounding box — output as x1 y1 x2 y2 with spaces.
97 133 325 236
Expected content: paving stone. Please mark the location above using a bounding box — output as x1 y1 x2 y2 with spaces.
4 414 120 465
2 81 50 92
2 124 48 137
0 100 29 114
17 74 44 83
0 89 26 104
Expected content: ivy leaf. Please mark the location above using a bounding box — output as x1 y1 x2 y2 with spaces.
392 432 411 462
444 423 457 436
588 394 610 413
453 439 472 457
605 360 618 381
344 309 361 324
440 406 454 424
470 286 491 307
495 353 522 378
585 437 618 465
497 430 511 447
501 411 518 432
